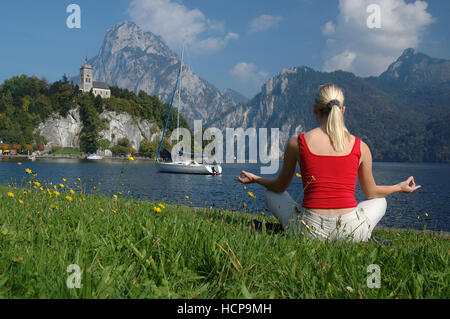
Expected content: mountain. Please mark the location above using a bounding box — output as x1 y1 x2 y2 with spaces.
379 48 450 88
222 88 249 105
216 66 415 160
214 49 450 162
73 21 239 128
73 23 449 162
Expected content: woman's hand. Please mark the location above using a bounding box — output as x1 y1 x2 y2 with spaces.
234 170 260 185
398 176 421 194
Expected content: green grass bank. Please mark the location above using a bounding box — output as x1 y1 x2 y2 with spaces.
0 184 448 299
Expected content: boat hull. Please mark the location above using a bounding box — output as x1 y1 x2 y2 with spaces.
156 162 222 175
87 155 103 160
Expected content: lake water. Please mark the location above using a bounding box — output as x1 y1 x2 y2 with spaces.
1 158 449 232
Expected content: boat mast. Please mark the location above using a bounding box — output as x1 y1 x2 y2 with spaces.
156 49 183 162
177 44 185 143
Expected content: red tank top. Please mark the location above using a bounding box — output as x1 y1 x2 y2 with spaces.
298 134 361 209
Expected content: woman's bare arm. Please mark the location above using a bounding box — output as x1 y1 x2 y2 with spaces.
235 137 299 193
358 141 421 199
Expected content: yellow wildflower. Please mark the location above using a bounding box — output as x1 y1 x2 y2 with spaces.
154 207 162 213
113 194 118 199
19 200 24 205
128 156 135 161
112 209 117 214
70 189 75 195
39 187 43 191
66 196 73 202
99 208 104 213
185 195 189 200
53 185 57 190
425 213 429 217
59 184 64 188
248 192 255 198
34 181 40 187
25 168 32 174
62 178 67 182
158 203 165 209
53 191 60 196
7 192 14 198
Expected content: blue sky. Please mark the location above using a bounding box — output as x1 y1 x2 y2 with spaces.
0 0 449 98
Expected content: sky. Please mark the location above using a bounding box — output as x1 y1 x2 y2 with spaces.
0 0 449 98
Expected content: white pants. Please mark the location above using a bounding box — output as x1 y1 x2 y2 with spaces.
264 191 387 242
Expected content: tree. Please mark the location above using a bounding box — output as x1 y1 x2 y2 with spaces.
94 94 103 113
79 93 100 154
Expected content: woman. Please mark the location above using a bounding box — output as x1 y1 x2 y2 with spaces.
235 84 421 242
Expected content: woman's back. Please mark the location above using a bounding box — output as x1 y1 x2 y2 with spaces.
303 128 357 158
300 128 361 215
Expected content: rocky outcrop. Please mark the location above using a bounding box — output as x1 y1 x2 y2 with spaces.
98 111 158 150
36 107 162 155
35 107 82 149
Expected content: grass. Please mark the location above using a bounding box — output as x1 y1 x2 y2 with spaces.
0 174 448 299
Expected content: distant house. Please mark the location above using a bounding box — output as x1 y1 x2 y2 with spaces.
79 57 111 98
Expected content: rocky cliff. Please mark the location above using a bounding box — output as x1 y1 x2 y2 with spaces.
36 107 162 155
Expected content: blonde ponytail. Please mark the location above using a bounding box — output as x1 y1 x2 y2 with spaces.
315 84 350 152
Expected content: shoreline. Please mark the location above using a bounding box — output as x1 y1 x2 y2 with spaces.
0 154 157 162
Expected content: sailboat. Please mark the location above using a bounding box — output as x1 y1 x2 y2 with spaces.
155 46 222 175
87 153 103 160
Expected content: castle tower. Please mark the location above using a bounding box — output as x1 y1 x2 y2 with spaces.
80 57 93 93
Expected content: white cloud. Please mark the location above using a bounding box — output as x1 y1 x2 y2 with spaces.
128 0 238 55
229 62 269 85
321 21 335 35
323 50 356 72
248 14 283 34
322 0 434 76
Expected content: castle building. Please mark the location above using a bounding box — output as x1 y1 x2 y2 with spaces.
79 58 111 98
